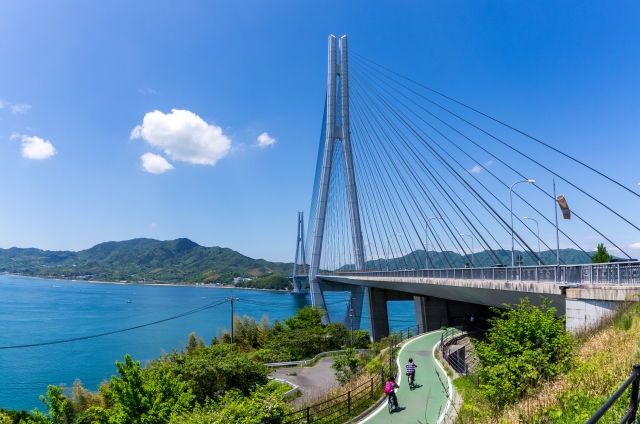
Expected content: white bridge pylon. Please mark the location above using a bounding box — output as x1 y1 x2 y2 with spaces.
308 34 366 329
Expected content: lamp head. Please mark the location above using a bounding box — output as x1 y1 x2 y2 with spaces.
523 216 529 219
527 179 535 184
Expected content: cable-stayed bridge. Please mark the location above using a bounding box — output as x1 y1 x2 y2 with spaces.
293 34 640 340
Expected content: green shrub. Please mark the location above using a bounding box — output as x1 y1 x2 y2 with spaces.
151 343 270 403
473 297 573 410
170 381 291 424
331 349 360 385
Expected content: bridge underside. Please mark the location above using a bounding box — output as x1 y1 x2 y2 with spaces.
319 274 566 312
320 275 566 340
317 275 640 340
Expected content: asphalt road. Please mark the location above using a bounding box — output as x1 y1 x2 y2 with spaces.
273 356 338 406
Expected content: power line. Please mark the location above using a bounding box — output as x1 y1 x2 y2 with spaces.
0 299 227 350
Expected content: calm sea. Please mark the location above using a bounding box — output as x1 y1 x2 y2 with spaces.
0 275 415 411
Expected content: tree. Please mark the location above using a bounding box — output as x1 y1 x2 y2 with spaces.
331 349 360 384
591 243 613 263
39 385 68 424
100 354 194 424
171 382 292 424
154 343 270 404
186 332 199 354
283 306 326 329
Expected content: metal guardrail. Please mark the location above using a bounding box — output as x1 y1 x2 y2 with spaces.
270 377 301 398
321 261 640 285
264 349 371 368
587 364 640 424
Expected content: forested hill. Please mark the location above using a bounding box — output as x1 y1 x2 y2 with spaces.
0 238 293 284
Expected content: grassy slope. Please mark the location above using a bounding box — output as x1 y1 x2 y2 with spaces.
455 301 640 423
0 238 293 284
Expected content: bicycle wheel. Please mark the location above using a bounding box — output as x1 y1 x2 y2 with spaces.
388 396 394 413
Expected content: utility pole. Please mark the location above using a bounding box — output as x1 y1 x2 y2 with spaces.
347 297 355 347
225 294 239 343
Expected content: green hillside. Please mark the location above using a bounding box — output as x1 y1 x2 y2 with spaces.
0 238 293 284
353 247 597 270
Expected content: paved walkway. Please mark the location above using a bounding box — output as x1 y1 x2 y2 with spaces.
272 356 338 406
359 331 454 424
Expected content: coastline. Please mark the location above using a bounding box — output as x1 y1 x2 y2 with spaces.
0 272 297 294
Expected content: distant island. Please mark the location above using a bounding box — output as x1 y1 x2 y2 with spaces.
0 238 294 289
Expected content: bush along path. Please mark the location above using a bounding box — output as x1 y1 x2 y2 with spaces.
359 330 454 424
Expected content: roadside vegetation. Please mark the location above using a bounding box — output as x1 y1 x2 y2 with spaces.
453 296 640 423
227 306 370 363
0 306 371 424
232 273 292 291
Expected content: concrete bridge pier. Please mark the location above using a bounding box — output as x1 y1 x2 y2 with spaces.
368 287 423 340
366 287 492 341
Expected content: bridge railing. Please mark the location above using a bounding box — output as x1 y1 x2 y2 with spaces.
320 262 640 285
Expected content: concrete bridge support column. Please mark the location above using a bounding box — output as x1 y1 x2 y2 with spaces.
366 287 414 341
414 295 449 333
367 287 389 342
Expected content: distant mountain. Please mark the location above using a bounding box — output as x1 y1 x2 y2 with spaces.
350 248 595 271
0 238 293 284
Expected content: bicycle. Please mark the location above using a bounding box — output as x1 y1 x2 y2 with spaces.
387 393 397 413
407 373 415 389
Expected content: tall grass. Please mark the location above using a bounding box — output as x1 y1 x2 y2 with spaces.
456 300 640 423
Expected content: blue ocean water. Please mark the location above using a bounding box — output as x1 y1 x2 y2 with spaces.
0 275 415 411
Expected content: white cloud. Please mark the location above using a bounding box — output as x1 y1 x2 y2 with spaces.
0 99 31 113
256 132 276 148
131 109 231 166
10 132 20 140
141 152 174 174
19 135 56 160
11 104 31 114
629 243 640 249
139 88 159 95
469 160 493 174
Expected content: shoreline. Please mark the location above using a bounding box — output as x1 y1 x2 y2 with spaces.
0 273 299 294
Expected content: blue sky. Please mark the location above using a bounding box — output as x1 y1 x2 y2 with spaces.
0 1 638 262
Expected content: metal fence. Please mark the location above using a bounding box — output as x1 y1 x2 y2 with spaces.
260 325 429 424
587 364 640 424
321 261 640 285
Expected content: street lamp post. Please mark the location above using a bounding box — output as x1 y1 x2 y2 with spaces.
426 217 443 269
460 234 476 267
510 180 535 267
523 217 541 266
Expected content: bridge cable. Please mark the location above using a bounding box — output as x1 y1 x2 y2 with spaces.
352 71 542 265
351 52 640 200
351 55 637 257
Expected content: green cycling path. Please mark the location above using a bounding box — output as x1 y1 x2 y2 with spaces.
359 330 455 424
